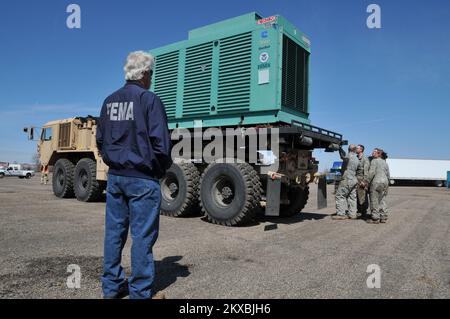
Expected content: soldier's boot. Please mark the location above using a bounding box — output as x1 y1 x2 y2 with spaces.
380 219 387 223
366 209 380 223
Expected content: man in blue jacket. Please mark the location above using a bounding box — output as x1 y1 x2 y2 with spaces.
96 51 172 299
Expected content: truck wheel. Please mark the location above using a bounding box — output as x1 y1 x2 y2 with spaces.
280 186 309 217
0 173 4 178
25 173 31 179
200 162 262 226
53 159 75 198
74 158 103 202
161 162 200 217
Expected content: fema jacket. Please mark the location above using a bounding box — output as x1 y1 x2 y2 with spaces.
96 81 173 180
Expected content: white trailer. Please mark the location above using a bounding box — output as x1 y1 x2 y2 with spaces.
386 158 450 187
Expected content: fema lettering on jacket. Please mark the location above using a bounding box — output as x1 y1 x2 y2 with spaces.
106 102 134 121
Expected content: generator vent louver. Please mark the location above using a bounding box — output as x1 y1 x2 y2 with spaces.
281 35 309 114
217 32 252 113
183 42 214 117
154 51 179 119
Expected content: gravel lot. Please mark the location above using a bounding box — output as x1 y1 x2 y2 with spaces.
0 174 449 299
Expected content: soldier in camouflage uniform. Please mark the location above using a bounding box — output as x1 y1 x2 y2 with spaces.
365 148 390 224
356 144 370 218
332 144 359 220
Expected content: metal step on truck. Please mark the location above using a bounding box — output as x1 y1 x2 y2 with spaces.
25 13 346 226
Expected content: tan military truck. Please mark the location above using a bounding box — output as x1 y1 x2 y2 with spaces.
26 116 108 202
25 112 342 228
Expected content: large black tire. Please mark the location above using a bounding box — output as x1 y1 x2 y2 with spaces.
25 173 31 179
74 158 103 202
53 159 75 198
200 162 262 226
160 162 200 217
279 185 309 217
0 173 4 178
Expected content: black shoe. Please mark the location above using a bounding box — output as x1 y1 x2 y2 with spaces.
104 281 129 299
366 219 380 224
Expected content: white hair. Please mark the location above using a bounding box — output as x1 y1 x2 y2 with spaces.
124 51 155 81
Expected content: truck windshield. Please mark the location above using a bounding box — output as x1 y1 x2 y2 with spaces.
41 127 52 141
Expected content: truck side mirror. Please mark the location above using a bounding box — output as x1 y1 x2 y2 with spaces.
23 127 35 140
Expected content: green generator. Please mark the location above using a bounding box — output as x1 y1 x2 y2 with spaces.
150 13 345 226
150 12 311 129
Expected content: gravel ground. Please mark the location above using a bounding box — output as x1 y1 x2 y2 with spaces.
0 174 449 299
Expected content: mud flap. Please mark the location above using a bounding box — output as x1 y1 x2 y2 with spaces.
317 176 327 209
265 177 281 216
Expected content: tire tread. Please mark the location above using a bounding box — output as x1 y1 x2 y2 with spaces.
161 162 200 217
200 162 262 226
74 158 103 202
53 159 75 198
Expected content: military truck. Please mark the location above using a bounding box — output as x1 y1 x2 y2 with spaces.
26 13 345 226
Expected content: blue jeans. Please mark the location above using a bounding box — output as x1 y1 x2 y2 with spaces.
102 174 161 299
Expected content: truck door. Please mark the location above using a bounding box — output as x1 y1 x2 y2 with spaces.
39 126 54 166
6 167 15 176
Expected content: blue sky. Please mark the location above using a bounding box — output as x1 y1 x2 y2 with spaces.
0 0 449 170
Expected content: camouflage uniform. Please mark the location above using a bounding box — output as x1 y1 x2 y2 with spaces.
356 155 370 215
335 151 359 218
366 158 390 221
